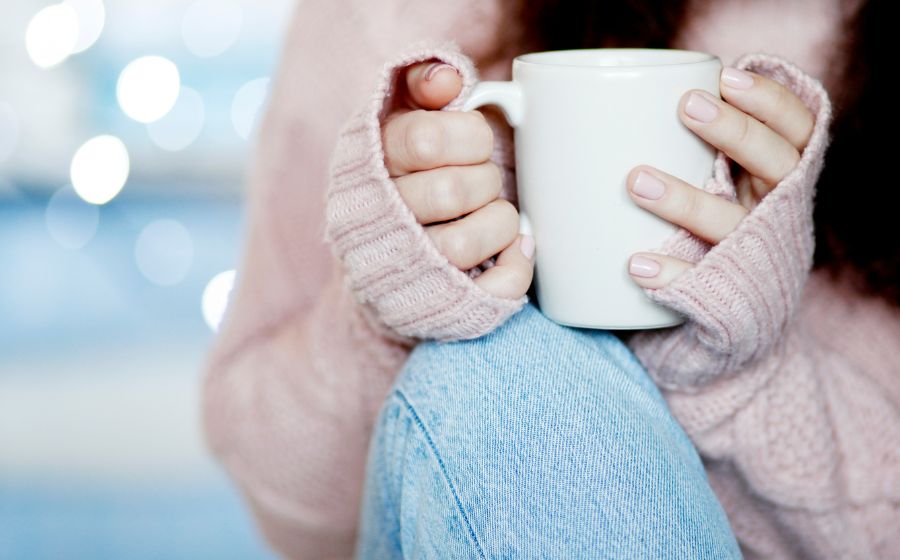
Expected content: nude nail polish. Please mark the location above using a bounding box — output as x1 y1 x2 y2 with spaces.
685 92 718 123
632 171 666 200
721 67 754 90
629 255 661 278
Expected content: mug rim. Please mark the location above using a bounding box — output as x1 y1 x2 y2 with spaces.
514 48 719 69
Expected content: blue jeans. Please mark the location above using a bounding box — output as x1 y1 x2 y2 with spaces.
356 303 741 559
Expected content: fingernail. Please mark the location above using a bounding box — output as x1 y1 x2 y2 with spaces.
519 234 535 260
721 67 754 90
423 62 458 82
629 255 660 278
632 170 666 200
685 91 719 123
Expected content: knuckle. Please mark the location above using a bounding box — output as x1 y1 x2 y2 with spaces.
483 161 504 196
771 84 793 122
471 113 495 158
676 189 700 224
731 113 752 151
405 111 444 167
442 228 478 265
484 160 502 181
489 198 521 237
766 84 794 130
428 169 464 217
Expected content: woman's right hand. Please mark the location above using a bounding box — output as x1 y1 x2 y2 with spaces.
381 61 535 300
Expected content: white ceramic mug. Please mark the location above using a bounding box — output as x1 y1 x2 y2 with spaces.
462 48 722 330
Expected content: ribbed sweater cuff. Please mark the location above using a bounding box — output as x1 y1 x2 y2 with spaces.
630 53 834 391
323 39 527 343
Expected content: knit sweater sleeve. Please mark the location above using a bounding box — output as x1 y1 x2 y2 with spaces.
627 53 834 391
658 313 900 558
323 39 528 344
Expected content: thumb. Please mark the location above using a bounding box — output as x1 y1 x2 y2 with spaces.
403 61 463 110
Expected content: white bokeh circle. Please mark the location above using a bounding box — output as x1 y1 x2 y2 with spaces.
201 269 236 331
25 3 79 68
70 135 130 205
117 56 181 124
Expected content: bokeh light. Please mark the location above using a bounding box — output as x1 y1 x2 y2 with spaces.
231 78 270 140
134 219 194 286
117 56 181 124
201 270 235 332
182 0 243 58
25 3 79 69
70 135 130 205
3 1 302 556
0 102 18 165
65 0 106 53
147 86 206 152
45 185 100 250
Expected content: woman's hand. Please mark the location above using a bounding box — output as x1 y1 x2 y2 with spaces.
627 66 815 288
381 61 535 300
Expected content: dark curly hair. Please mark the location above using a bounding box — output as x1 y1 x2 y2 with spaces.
507 0 897 306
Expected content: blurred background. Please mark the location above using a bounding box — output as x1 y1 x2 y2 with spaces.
1 1 296 557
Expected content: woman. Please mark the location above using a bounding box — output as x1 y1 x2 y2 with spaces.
201 0 897 558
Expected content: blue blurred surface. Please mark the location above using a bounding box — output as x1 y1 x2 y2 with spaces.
0 476 276 560
0 190 279 559
1 1 298 557
0 188 241 356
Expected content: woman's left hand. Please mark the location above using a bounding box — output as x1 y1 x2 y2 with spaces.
626 66 815 288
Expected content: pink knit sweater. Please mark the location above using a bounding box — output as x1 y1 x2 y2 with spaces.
201 0 899 558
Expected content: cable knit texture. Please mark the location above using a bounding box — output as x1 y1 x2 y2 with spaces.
201 1 899 558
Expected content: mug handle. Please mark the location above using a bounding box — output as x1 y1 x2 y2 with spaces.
461 81 532 237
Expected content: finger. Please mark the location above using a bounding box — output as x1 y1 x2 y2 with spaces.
679 89 800 189
394 162 502 225
403 61 463 110
719 67 814 151
425 199 519 270
628 253 693 289
627 166 748 244
473 234 535 299
383 109 493 177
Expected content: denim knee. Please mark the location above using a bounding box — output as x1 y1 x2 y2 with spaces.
359 302 741 559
